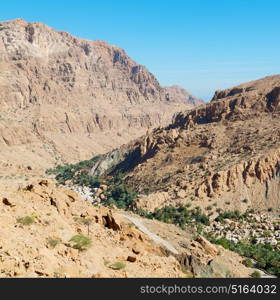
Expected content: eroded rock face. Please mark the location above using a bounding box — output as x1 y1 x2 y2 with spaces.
0 18 200 174
89 75 280 214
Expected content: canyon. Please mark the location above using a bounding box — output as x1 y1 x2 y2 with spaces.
0 18 279 278
0 18 201 177
88 75 280 216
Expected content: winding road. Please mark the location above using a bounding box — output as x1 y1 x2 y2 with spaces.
119 213 179 255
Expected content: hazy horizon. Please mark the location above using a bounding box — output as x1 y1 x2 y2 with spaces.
1 0 280 101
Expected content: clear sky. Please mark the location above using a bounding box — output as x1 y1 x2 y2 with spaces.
1 0 280 100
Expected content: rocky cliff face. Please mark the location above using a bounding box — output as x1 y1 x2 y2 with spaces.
89 75 280 215
0 18 199 175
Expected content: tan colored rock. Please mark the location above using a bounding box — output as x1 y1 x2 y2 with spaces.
102 212 122 231
0 18 200 176
135 192 170 212
195 235 218 257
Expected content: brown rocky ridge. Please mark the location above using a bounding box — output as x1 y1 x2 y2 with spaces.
0 18 202 177
88 75 280 215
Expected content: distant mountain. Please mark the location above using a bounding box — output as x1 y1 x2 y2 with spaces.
165 85 204 106
0 19 200 173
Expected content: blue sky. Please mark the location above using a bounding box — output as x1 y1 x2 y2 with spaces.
1 0 280 100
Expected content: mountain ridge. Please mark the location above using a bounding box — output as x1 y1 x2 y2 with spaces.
82 75 280 216
0 18 202 177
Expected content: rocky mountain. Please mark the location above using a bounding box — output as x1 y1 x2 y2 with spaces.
165 85 204 106
1 18 277 278
87 75 280 216
0 18 200 176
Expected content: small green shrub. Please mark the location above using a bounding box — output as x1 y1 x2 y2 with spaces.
69 234 92 251
17 216 35 226
251 271 261 278
110 262 126 270
242 258 253 268
47 237 61 248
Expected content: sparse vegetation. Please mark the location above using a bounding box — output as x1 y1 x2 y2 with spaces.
139 205 210 228
48 161 138 210
74 217 93 235
74 217 92 225
181 267 194 278
69 234 92 251
46 144 280 278
242 258 253 268
206 236 280 277
17 216 35 226
206 205 213 211
47 237 61 248
102 173 137 210
46 155 102 187
214 210 254 222
251 271 261 278
110 262 126 270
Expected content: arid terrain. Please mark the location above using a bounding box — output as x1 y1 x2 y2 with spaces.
0 18 201 177
88 75 280 216
0 179 259 278
0 19 279 278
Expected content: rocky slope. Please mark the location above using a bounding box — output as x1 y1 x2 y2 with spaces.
0 179 255 278
0 18 201 176
88 75 280 216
